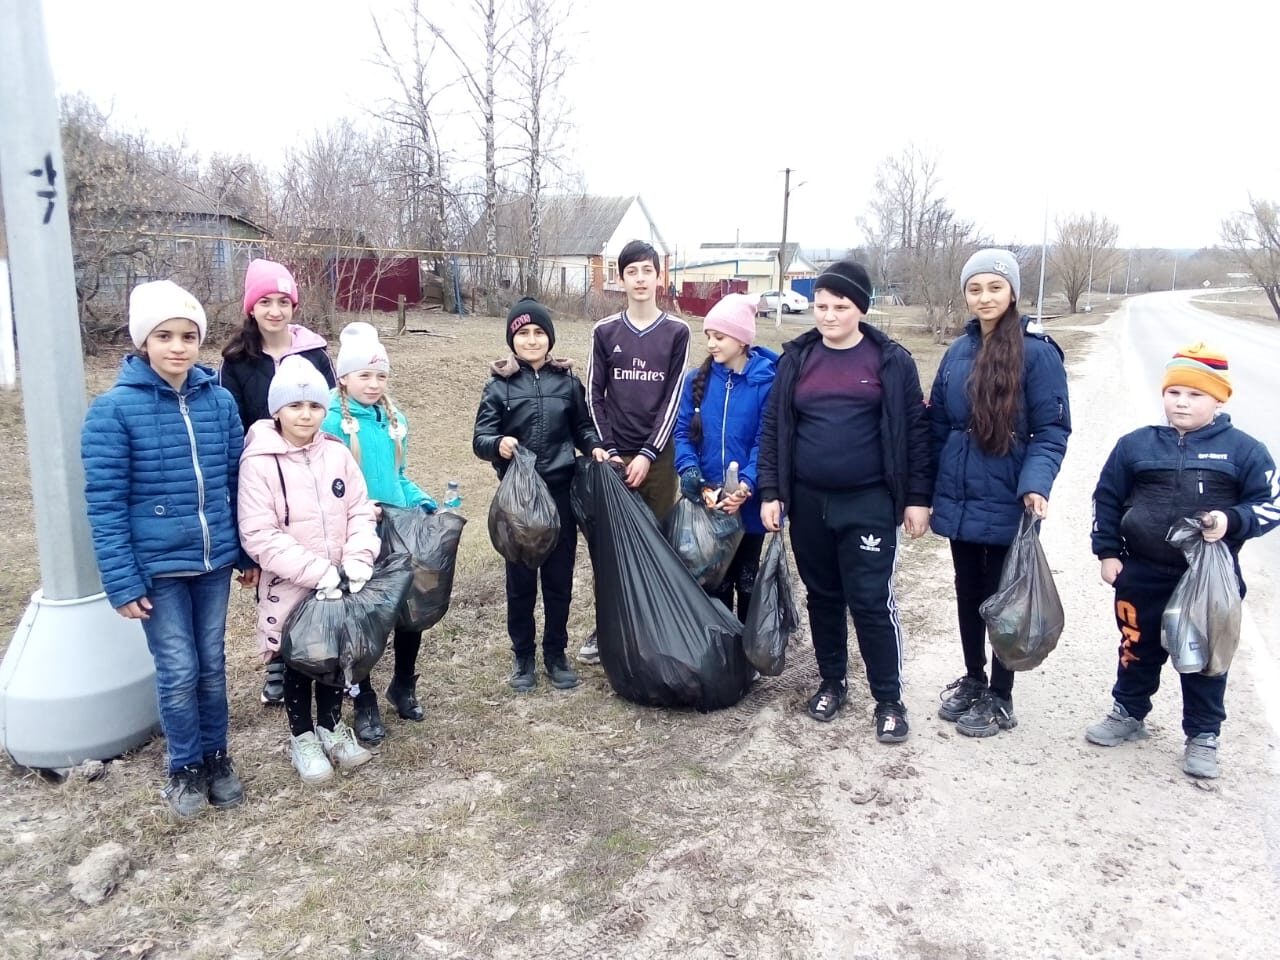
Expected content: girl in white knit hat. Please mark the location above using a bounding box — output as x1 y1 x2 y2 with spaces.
321 322 436 745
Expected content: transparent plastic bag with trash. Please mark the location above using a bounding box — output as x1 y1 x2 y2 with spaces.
741 532 800 676
979 510 1065 671
487 445 561 568
1161 516 1242 676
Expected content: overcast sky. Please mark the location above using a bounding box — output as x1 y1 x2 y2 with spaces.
41 0 1280 252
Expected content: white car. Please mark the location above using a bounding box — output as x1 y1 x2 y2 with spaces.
757 289 809 314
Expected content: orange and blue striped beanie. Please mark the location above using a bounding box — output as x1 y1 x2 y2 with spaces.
1162 342 1231 402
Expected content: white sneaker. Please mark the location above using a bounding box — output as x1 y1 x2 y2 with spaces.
290 731 334 785
577 633 601 665
318 720 373 772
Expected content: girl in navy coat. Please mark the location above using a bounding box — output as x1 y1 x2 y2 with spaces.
928 249 1071 738
673 293 777 617
81 281 247 818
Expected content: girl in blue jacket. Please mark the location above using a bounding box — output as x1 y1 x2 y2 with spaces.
322 322 435 746
673 293 777 617
81 280 247 819
928 249 1071 738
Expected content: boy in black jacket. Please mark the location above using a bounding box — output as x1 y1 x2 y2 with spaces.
474 299 608 691
1087 343 1279 779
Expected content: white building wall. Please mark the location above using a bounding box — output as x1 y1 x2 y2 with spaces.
604 201 668 258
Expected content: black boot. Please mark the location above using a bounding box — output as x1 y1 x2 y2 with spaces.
544 650 580 690
385 674 425 722
508 654 537 692
353 695 386 745
204 750 245 809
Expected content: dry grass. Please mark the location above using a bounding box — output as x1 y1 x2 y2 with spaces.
1193 288 1280 326
0 306 1099 959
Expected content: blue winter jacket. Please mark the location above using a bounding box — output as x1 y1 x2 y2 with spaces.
81 357 245 608
928 317 1071 545
322 393 433 509
673 346 778 534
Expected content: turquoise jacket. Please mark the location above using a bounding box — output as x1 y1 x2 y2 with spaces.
322 392 434 509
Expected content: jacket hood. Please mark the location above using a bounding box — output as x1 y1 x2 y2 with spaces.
116 354 219 393
286 324 329 355
781 323 904 358
488 355 576 378
708 345 778 387
1154 412 1235 442
241 417 332 460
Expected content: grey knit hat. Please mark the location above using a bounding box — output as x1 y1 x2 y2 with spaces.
960 248 1020 301
268 355 332 416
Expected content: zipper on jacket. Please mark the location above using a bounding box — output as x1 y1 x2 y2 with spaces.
534 369 544 454
303 449 333 562
1170 433 1188 534
720 375 733 481
177 393 213 570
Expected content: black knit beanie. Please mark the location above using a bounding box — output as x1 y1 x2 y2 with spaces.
814 260 873 314
505 297 555 351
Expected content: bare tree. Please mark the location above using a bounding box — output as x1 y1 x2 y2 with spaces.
504 0 573 296
1221 196 1280 321
1052 213 1120 313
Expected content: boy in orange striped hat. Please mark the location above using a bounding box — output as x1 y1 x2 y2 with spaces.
1086 343 1279 779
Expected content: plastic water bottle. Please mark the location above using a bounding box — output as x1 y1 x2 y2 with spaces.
723 461 740 496
442 480 463 512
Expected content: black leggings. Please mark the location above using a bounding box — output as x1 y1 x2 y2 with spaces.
284 666 343 737
356 628 421 705
949 539 1015 699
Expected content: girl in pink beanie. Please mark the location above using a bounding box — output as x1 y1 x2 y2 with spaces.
221 257 338 707
671 293 778 616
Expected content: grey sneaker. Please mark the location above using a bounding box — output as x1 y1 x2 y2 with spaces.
955 692 1017 738
577 632 600 665
1085 702 1151 746
162 763 210 818
1183 733 1220 779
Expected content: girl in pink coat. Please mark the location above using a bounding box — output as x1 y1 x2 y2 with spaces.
238 356 381 784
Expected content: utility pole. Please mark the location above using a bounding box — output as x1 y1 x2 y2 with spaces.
1124 248 1133 296
1035 204 1048 319
1084 220 1095 311
1171 253 1179 291
775 167 793 328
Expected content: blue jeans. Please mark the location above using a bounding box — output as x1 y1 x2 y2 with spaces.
140 567 233 773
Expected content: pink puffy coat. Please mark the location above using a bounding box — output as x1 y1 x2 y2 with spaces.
238 421 380 661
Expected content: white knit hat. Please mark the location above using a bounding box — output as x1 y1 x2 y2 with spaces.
128 280 207 348
334 321 390 379
267 355 332 416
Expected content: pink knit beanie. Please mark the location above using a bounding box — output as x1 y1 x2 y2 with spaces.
243 259 299 317
703 293 758 345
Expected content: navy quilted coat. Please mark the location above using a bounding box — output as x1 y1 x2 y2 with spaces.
927 317 1071 545
82 356 244 608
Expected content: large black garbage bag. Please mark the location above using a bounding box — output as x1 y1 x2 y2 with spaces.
1161 517 1242 676
742 533 800 676
662 498 744 590
570 458 753 711
488 445 561 568
979 511 1064 671
379 506 467 631
281 552 414 687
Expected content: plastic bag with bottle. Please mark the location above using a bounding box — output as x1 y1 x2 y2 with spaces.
1161 516 1242 676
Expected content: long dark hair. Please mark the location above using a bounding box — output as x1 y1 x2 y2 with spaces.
221 313 264 363
967 303 1025 457
685 355 714 445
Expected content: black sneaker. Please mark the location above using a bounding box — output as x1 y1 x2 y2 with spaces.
204 750 245 809
162 763 209 819
956 692 1017 738
261 659 286 705
385 674 425 722
544 651 580 690
353 698 386 745
806 678 847 722
937 674 987 721
875 701 910 743
509 654 537 693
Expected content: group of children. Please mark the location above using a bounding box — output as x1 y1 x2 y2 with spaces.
78 242 1278 817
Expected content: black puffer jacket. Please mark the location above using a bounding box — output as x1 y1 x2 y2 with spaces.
473 356 602 489
757 324 932 522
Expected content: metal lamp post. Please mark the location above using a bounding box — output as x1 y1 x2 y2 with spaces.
0 0 159 768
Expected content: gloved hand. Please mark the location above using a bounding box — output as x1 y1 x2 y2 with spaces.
344 559 373 594
315 565 342 600
679 467 706 502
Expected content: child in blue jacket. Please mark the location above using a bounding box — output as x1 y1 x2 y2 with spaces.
81 280 247 818
322 322 436 745
1086 343 1279 780
673 293 777 616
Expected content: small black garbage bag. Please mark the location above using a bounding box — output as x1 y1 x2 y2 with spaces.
379 506 467 631
662 498 744 590
741 533 800 676
979 510 1065 671
487 446 561 568
281 552 414 687
570 458 753 711
1161 517 1242 676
